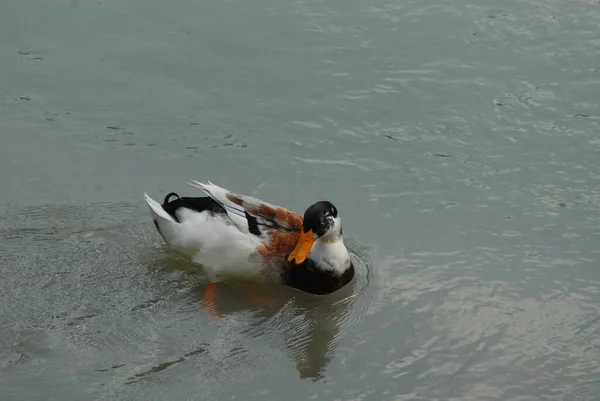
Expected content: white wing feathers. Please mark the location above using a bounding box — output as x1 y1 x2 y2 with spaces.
189 180 257 234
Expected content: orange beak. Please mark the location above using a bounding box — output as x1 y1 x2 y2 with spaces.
288 229 316 264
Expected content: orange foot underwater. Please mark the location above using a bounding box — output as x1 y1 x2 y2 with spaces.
201 282 223 318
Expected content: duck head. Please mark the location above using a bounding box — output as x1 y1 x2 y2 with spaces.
288 201 343 265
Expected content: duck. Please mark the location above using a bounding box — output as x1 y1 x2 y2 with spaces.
144 181 354 295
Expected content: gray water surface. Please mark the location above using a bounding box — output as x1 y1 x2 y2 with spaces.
1 0 600 400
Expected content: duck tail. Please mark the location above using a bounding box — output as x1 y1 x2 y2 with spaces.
144 192 179 244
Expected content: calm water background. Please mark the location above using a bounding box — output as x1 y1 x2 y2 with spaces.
1 0 600 400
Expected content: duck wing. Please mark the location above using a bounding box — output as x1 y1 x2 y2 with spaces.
189 181 303 238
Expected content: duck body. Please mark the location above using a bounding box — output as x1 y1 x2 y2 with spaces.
144 181 354 295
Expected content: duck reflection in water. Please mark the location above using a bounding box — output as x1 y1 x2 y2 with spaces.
194 277 356 380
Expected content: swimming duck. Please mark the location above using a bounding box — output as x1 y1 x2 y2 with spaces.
144 181 354 295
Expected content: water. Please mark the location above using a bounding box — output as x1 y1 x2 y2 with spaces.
1 0 600 399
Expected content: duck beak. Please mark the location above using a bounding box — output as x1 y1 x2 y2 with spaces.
288 229 316 264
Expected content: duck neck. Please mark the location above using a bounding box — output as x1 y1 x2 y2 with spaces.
308 235 351 276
